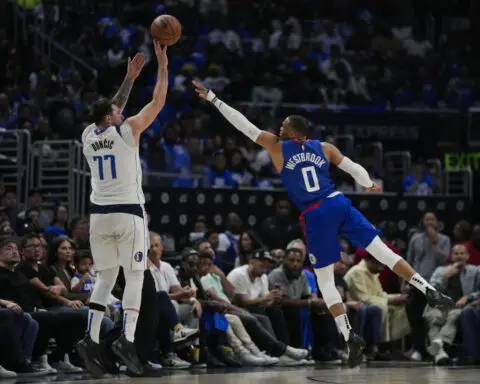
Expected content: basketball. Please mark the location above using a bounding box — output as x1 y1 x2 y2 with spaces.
150 15 182 46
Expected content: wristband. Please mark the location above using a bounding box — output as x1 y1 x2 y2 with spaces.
205 89 217 103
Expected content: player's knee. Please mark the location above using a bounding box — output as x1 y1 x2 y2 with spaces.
123 268 145 283
314 265 343 308
97 266 120 285
365 236 402 270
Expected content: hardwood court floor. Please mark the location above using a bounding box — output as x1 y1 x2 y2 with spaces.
10 362 480 384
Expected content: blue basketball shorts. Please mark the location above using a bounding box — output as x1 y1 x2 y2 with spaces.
299 193 381 268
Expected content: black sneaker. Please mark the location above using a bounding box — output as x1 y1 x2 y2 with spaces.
75 334 106 378
111 334 143 375
14 362 49 377
211 345 243 367
347 332 365 368
426 288 455 311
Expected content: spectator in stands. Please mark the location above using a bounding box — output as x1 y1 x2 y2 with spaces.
405 211 450 360
16 233 83 310
269 248 342 362
402 162 435 195
344 254 411 347
0 241 45 377
46 236 89 303
229 150 254 187
198 250 308 365
17 189 50 229
227 250 293 345
465 224 480 266
453 220 472 244
0 188 17 230
317 20 344 54
270 248 286 268
334 253 383 361
0 235 86 373
235 230 264 267
175 248 204 329
458 295 480 363
44 203 68 237
216 212 242 273
425 244 480 365
251 73 283 107
206 150 236 189
149 232 196 303
261 199 302 250
70 217 90 249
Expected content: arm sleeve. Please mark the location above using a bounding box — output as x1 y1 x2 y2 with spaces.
337 156 373 188
211 98 262 142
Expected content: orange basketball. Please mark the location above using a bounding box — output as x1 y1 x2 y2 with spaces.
150 15 182 46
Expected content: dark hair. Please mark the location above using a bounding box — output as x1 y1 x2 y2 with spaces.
74 249 93 264
20 232 41 249
198 251 213 260
238 230 264 265
51 203 68 227
92 98 113 125
287 115 310 137
285 247 303 257
181 247 199 261
46 236 76 276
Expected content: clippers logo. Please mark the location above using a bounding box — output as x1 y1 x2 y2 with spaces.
134 252 143 262
309 253 317 266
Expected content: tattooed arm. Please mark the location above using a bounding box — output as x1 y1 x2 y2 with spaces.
111 53 146 112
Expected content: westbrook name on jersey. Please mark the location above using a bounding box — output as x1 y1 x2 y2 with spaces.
279 140 335 211
82 122 144 206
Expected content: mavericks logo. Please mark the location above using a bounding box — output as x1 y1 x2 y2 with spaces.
134 251 144 262
309 253 317 265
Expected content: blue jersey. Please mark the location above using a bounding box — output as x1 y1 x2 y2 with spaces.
279 140 336 212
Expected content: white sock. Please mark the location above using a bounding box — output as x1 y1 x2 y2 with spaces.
409 273 435 295
123 309 139 342
87 309 104 343
334 314 352 342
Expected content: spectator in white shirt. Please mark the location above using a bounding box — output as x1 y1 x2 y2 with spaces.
227 250 293 346
148 232 196 301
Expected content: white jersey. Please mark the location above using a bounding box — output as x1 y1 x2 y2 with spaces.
82 122 145 205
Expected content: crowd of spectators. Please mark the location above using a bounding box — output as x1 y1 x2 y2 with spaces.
0 0 475 194
1 182 480 378
0 1 478 378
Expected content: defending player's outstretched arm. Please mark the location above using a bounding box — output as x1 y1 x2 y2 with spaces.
111 53 146 112
323 142 380 191
126 41 169 138
192 81 281 152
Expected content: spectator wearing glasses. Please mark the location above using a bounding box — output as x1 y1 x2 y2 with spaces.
0 235 86 374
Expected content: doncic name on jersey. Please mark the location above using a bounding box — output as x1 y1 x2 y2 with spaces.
284 152 327 170
91 138 115 151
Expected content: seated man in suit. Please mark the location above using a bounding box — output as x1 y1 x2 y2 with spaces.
425 244 480 365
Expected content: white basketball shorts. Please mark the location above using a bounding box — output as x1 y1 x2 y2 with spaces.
89 212 148 271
